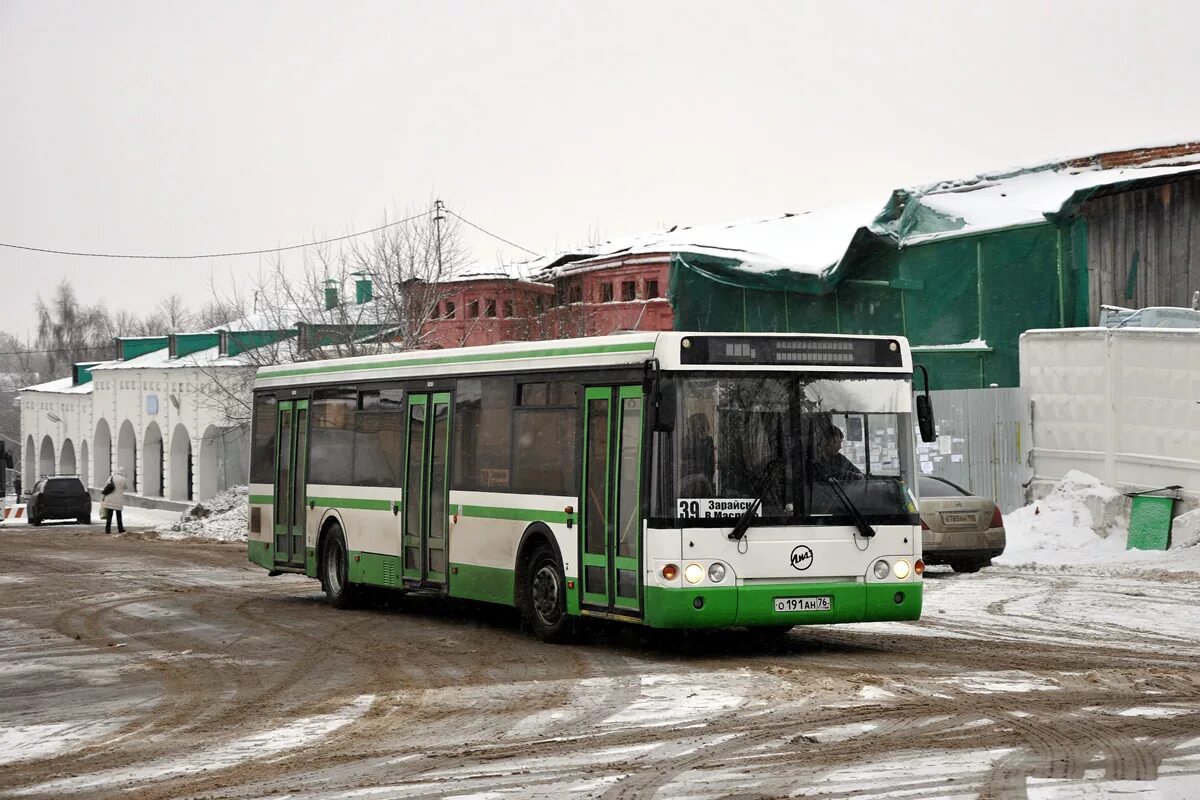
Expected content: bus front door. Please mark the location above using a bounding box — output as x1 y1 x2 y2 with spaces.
273 399 309 569
580 385 644 617
402 392 451 589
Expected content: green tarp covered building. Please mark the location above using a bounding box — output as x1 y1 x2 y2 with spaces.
539 142 1200 389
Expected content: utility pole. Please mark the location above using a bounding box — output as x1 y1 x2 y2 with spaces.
433 199 445 275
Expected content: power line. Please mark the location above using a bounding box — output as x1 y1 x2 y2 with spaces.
449 211 542 258
0 211 431 260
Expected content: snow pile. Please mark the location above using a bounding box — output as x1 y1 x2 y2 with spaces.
1171 508 1200 550
997 471 1200 572
164 486 248 542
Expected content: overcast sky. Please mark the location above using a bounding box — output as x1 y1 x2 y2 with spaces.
4 0 1200 340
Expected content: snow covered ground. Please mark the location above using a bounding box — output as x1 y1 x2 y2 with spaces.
3 471 1199 798
0 485 249 541
996 470 1200 574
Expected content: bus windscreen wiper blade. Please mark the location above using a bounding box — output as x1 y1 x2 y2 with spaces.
826 477 876 538
727 496 762 541
728 460 781 541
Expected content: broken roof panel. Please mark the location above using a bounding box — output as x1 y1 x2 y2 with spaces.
529 140 1200 291
542 202 882 281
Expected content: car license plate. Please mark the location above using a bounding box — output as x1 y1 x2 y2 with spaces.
774 596 831 613
941 512 976 525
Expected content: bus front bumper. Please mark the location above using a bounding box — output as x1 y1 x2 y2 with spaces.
642 580 922 629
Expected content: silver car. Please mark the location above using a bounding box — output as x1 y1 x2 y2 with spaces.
918 476 1005 573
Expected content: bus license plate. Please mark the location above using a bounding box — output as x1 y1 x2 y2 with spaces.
774 596 831 613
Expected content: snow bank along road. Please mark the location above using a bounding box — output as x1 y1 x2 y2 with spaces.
1 531 1198 799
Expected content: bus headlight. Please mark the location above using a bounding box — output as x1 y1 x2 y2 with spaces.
894 560 911 579
873 560 890 579
708 562 726 582
684 563 705 584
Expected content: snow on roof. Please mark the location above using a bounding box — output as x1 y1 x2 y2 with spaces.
20 376 94 395
884 159 1200 246
540 203 881 280
91 344 251 372
522 140 1200 286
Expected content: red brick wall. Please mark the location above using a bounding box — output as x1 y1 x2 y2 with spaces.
419 257 675 347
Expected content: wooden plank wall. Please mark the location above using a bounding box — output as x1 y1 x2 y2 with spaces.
1083 176 1200 322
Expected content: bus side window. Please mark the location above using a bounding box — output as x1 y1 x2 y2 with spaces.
311 388 356 486
454 377 513 490
354 389 405 487
250 394 277 485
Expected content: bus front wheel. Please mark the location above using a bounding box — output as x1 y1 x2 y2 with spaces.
321 524 359 609
523 543 574 643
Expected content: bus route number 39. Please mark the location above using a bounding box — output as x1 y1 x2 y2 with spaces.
677 498 758 519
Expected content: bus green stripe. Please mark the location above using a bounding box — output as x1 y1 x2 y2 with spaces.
459 505 570 524
309 496 394 511
250 494 393 511
259 340 656 380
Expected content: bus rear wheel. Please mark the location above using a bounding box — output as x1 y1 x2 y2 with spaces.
321 524 359 609
523 543 574 643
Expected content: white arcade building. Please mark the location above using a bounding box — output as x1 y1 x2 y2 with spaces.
18 331 269 506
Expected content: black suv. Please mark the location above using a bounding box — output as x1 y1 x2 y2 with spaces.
27 476 91 525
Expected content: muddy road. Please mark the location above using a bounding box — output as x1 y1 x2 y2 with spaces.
1 529 1198 799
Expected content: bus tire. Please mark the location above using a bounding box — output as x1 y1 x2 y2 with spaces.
321 524 359 609
522 543 573 643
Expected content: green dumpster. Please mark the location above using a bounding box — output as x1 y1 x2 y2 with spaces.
1126 486 1182 551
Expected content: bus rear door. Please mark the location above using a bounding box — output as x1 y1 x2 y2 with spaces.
273 399 309 570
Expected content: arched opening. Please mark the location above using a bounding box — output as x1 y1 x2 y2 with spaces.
144 422 164 498
117 421 138 492
81 441 90 488
39 435 55 477
198 425 219 501
94 419 112 485
23 435 35 489
60 439 77 476
169 423 193 501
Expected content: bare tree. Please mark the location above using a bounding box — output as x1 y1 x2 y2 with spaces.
0 333 41 459
194 202 471 426
157 294 193 333
34 281 116 377
195 297 243 330
347 203 470 350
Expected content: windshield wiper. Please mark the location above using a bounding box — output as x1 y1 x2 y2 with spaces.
825 477 876 538
727 496 762 541
728 460 782 541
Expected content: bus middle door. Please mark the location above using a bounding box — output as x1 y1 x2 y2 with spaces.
402 392 452 589
272 399 309 570
580 385 644 617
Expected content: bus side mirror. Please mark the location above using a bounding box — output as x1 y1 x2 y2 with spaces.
653 376 676 433
914 363 936 442
916 394 936 442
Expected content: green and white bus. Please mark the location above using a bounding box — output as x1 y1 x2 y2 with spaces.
248 332 933 640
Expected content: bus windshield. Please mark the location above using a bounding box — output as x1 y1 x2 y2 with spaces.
653 374 918 526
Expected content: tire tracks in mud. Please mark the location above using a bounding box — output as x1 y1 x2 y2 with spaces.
5 534 1200 800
